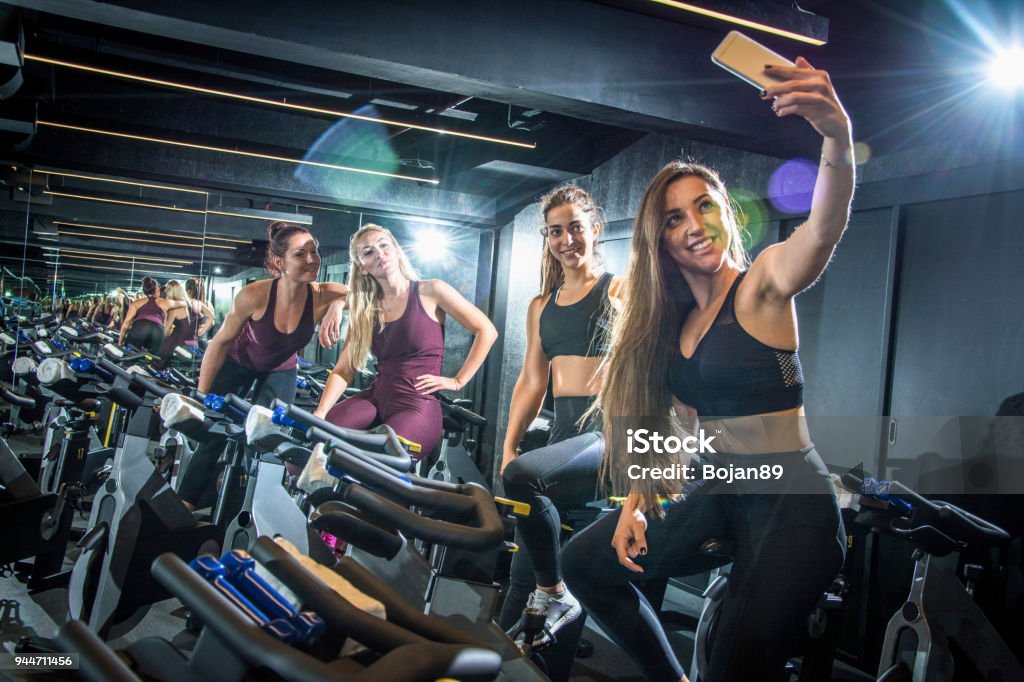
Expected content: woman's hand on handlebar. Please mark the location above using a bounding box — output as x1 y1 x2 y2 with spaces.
415 374 460 395
612 494 649 574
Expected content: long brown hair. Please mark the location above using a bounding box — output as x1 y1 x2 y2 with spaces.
344 224 420 373
593 161 749 515
537 185 603 296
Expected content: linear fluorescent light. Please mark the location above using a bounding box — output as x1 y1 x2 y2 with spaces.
46 190 205 215
34 169 208 195
26 54 536 149
50 247 194 265
43 256 193 275
56 229 237 250
650 0 826 45
38 120 440 184
48 253 196 272
54 221 248 245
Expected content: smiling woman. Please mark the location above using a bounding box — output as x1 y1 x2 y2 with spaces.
176 221 349 510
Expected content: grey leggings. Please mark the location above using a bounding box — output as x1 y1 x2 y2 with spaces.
498 395 602 629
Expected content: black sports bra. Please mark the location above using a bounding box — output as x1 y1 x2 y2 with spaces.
539 272 614 359
669 273 803 418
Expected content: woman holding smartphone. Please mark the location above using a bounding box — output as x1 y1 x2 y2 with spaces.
561 57 854 682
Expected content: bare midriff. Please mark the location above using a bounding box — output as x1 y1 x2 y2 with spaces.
551 355 603 398
680 405 811 455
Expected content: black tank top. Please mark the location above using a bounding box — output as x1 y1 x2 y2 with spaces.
669 273 804 418
539 272 614 359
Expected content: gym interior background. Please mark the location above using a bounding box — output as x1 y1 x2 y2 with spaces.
1 0 1021 674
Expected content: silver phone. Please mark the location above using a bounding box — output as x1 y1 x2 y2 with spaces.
711 30 795 90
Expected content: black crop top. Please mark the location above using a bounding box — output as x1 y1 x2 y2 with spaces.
539 272 614 359
669 273 803 418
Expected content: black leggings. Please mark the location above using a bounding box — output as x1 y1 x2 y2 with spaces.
125 320 165 354
498 395 603 629
176 356 297 508
561 448 845 682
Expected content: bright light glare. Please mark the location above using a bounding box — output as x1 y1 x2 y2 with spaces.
415 229 449 255
988 47 1024 89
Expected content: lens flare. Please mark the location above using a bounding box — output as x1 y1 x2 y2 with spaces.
987 46 1024 89
296 105 400 198
767 159 818 215
730 188 768 250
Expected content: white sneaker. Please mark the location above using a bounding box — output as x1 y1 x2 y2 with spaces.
511 588 582 649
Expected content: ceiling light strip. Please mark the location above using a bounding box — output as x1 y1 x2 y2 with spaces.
46 190 205 215
54 220 247 245
649 0 826 45
38 120 440 184
54 247 193 265
34 169 208 195
56 229 237 250
44 260 194 276
51 253 197 270
26 54 536 149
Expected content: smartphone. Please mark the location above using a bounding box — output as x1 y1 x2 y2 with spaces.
711 30 795 90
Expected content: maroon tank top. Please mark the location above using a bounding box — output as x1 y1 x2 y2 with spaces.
371 280 444 392
229 278 315 373
135 296 165 325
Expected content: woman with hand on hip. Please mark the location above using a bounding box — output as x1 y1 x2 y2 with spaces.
312 223 497 463
561 58 855 682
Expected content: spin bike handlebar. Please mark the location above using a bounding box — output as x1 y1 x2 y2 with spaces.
97 357 174 399
841 473 1010 554
151 551 501 682
313 440 503 550
439 393 486 427
272 399 413 473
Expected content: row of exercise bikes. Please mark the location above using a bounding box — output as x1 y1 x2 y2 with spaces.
2 310 1022 681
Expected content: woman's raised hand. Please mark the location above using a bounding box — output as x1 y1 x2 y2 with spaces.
761 56 851 143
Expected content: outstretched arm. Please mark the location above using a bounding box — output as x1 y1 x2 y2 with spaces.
414 280 498 395
756 56 855 300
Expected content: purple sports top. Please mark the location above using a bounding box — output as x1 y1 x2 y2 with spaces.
229 278 315 373
370 280 444 393
135 296 165 325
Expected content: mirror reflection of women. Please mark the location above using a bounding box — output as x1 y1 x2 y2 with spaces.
313 224 497 463
156 279 215 368
561 58 855 682
118 277 184 353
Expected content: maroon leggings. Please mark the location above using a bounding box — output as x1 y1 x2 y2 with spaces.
326 388 442 460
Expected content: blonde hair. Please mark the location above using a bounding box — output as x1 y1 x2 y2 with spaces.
537 185 603 296
593 161 749 516
345 224 421 373
164 279 193 321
